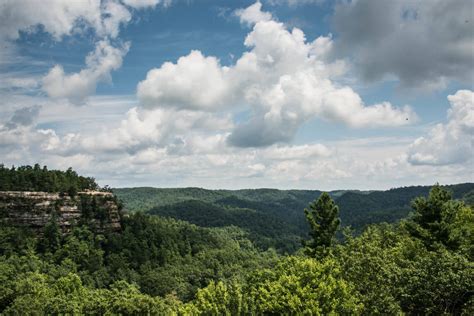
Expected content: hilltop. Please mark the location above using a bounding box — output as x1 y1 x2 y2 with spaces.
114 183 474 252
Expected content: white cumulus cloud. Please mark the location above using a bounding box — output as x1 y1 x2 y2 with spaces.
2 0 171 105
0 0 101 40
0 0 166 41
235 1 272 26
42 40 130 104
122 0 172 9
137 51 231 111
408 90 474 165
137 1 416 147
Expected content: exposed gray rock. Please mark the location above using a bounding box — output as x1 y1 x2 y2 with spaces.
0 191 121 233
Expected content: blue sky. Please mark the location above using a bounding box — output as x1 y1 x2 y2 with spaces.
0 0 473 189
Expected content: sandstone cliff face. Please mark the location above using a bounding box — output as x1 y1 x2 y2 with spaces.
0 191 121 233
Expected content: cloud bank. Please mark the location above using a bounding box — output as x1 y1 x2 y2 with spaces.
0 0 166 40
332 0 474 91
1 0 168 104
1 1 472 190
408 90 474 165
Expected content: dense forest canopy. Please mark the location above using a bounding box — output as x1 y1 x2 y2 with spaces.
0 164 99 193
114 183 474 252
0 166 473 314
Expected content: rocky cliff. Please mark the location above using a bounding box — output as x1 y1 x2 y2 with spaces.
0 191 121 233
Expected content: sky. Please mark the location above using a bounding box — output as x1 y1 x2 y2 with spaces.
0 0 473 190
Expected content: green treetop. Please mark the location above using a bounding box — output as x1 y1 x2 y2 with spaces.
407 184 474 256
303 192 341 258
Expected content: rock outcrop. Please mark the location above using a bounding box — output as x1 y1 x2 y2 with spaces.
0 191 121 233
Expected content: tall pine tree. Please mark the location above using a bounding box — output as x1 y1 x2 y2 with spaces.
406 184 473 253
303 192 341 258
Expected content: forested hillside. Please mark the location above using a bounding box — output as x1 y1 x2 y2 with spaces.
114 183 474 252
336 183 474 230
1 166 473 314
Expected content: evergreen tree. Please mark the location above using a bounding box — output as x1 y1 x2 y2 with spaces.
407 184 473 252
303 192 341 258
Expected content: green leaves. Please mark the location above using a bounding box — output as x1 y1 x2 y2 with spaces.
248 256 362 314
187 257 363 315
335 222 474 315
397 248 474 315
2 272 176 315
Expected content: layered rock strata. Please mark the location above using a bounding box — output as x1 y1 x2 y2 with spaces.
0 191 121 233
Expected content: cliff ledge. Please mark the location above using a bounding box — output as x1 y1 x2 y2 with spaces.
0 191 121 233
